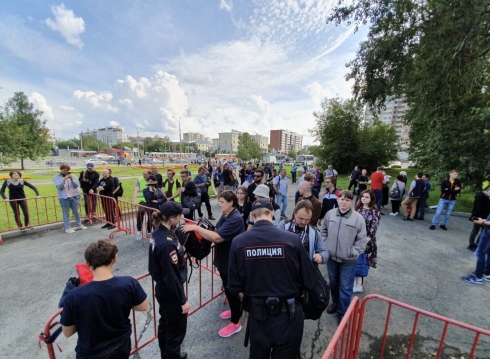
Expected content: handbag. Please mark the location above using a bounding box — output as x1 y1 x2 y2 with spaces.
355 253 369 277
182 184 201 211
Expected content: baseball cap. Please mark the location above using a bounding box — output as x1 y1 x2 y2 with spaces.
159 201 190 216
399 171 407 176
253 184 270 198
246 174 253 181
87 163 95 168
251 198 274 211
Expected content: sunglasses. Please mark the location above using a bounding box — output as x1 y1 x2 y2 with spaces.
254 175 262 178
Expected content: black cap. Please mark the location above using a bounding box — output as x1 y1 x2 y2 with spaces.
159 201 190 216
251 198 274 211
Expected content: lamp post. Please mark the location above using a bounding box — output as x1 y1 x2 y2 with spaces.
172 116 182 163
136 127 140 157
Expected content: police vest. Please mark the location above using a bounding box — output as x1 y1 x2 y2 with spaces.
163 179 181 202
136 177 147 202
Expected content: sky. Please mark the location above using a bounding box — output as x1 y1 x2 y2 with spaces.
0 0 367 145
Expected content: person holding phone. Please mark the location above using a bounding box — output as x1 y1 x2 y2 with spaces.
462 214 490 285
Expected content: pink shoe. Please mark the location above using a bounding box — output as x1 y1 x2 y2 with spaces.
220 310 231 320
218 321 242 338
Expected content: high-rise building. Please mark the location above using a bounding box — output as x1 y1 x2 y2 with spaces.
364 98 410 153
183 132 207 142
218 130 241 152
80 127 128 146
251 134 269 152
269 130 303 154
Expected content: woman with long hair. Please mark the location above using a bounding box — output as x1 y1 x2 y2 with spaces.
1 170 40 230
354 190 381 292
181 190 245 338
148 202 190 359
235 185 252 227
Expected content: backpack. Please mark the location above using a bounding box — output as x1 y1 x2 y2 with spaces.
182 182 201 211
114 177 124 197
285 222 330 320
182 218 214 261
390 182 401 198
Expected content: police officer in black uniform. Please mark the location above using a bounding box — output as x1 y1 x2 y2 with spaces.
148 201 190 359
228 199 318 359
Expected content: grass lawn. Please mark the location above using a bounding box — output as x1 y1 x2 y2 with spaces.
0 165 214 232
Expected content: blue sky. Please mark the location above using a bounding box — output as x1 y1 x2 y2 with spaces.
0 0 367 145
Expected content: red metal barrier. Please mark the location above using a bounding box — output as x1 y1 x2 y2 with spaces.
83 193 129 238
115 198 157 240
40 251 224 358
321 294 490 359
0 196 81 233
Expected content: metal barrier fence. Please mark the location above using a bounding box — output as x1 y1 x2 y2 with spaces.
322 294 490 359
1 196 67 233
40 248 224 358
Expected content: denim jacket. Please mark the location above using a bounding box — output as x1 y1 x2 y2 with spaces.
53 174 81 199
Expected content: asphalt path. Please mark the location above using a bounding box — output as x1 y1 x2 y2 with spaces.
1 182 489 359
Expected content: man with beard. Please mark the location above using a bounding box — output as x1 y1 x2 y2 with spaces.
247 169 274 202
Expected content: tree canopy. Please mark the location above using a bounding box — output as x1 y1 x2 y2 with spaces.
0 92 52 169
237 132 262 161
327 0 490 190
310 97 397 173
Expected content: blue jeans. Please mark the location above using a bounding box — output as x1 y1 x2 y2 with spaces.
59 197 82 229
474 230 490 278
276 194 288 217
327 258 357 316
431 199 456 226
373 189 383 210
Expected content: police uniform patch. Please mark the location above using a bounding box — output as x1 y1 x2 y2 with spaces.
244 245 284 259
169 250 178 264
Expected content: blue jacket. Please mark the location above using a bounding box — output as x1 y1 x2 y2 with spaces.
53 174 81 199
277 220 328 263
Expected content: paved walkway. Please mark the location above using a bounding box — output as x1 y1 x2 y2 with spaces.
1 183 488 359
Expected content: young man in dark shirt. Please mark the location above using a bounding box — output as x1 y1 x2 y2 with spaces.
61 240 148 359
79 163 100 217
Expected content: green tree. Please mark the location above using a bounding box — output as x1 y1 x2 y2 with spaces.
56 139 79 150
0 92 52 169
310 97 397 173
327 0 490 190
237 133 262 161
287 149 297 159
80 135 109 152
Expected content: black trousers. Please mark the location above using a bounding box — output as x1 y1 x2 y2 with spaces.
9 199 29 227
391 199 401 213
136 201 150 232
469 224 483 246
100 339 131 359
291 172 296 183
220 273 242 324
156 285 187 359
382 186 390 206
82 191 97 216
248 299 304 359
197 191 213 217
348 180 357 191
101 196 116 224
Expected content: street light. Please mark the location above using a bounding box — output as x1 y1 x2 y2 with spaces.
136 127 141 157
172 116 182 163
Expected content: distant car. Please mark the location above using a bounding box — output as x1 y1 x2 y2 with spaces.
389 161 402 168
46 158 76 166
85 159 108 165
93 154 115 161
282 161 295 166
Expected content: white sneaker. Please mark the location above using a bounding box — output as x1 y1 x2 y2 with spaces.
136 231 142 241
353 286 363 293
77 225 87 230
389 213 396 216
65 228 76 234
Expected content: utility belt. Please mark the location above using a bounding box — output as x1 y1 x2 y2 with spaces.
250 296 299 320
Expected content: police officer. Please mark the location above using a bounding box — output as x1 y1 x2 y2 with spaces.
228 199 317 359
148 201 190 359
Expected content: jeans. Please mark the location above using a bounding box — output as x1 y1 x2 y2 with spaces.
327 258 357 316
431 199 457 226
474 230 490 278
373 189 383 211
469 224 483 246
276 194 288 217
59 197 82 229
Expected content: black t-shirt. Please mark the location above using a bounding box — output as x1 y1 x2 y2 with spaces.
0 179 39 200
79 170 100 193
350 170 360 181
60 276 147 359
97 177 114 197
214 208 245 273
358 175 368 191
222 169 233 186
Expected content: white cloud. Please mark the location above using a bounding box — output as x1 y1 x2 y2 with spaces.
46 4 85 48
58 105 75 111
303 82 329 108
109 120 120 126
219 0 233 12
29 92 54 121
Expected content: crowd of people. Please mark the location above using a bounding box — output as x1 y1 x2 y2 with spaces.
2 160 489 359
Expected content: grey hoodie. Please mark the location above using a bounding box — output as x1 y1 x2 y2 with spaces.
320 208 367 264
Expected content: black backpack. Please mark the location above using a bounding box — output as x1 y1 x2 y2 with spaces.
115 179 124 197
301 264 330 320
285 223 330 320
182 218 215 260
